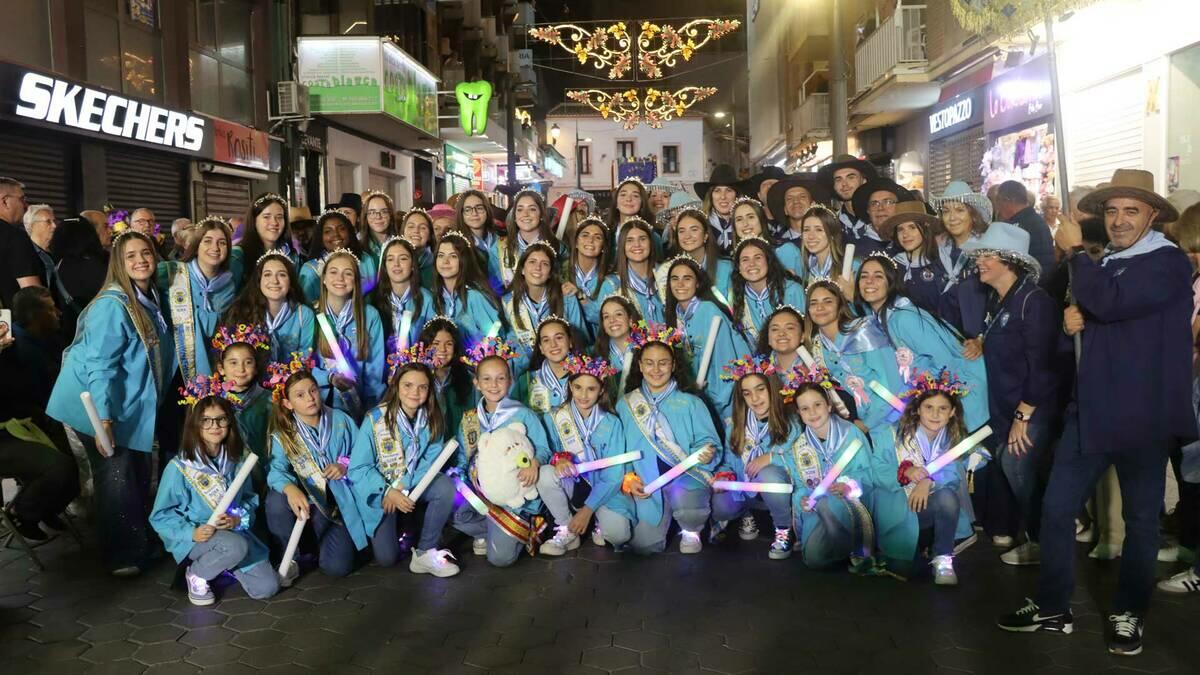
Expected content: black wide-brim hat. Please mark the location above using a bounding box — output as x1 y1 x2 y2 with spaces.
817 154 879 194
336 192 363 215
743 166 789 197
694 164 743 199
766 174 832 221
852 178 914 226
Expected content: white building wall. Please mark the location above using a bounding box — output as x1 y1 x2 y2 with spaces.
747 0 785 164
325 127 416 211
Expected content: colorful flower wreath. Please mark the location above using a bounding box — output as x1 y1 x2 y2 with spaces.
211 323 271 354
780 364 837 401
386 343 438 379
628 321 683 350
900 369 969 404
719 354 777 382
563 353 618 380
460 336 518 368
178 374 240 407
263 351 317 402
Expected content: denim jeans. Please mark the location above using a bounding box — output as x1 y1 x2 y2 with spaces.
998 420 1053 541
711 464 793 530
188 530 279 599
265 490 357 578
452 505 525 567
371 473 457 564
628 483 712 554
1036 414 1168 615
535 465 633 546
803 497 855 568
916 486 960 557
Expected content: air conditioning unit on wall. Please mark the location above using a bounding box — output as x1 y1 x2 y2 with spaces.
276 81 310 118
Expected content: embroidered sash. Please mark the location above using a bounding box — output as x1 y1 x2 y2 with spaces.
168 265 198 380
467 461 546 551
497 239 518 286
552 405 589 461
503 297 536 347
460 410 482 461
177 460 228 512
740 298 759 342
372 413 408 486
274 428 336 519
625 389 713 486
527 377 552 413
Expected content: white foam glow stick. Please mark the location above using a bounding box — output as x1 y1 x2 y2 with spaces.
555 197 574 240
205 454 259 526
643 449 705 494
277 512 307 578
694 315 723 387
841 244 856 280
454 477 489 514
796 346 817 368
574 451 641 474
397 310 414 350
869 380 906 412
79 392 115 458
400 441 458 501
486 320 503 338
925 426 994 476
618 350 633 393
808 438 864 502
316 314 356 381
711 481 793 494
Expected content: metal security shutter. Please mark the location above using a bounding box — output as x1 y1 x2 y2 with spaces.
202 174 251 221
1067 70 1144 187
927 125 986 196
105 147 188 223
0 132 72 215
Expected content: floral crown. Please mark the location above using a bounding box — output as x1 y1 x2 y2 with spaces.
211 323 271 353
732 196 764 210
254 193 287 208
263 351 317 402
461 336 518 367
563 354 618 380
178 374 241 408
440 229 474 249
256 247 295 268
900 369 969 404
387 343 438 379
629 321 683 350
780 364 837 401
863 250 898 271
720 354 777 382
535 314 571 337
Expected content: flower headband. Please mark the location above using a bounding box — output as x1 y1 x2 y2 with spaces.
720 354 777 382
256 247 295 268
780 364 837 401
629 321 683 350
563 353 618 380
178 374 241 407
900 369 969 403
211 323 271 354
863 250 898 271
461 336 519 367
264 351 317 402
254 193 287 208
386 343 439 379
440 229 474 249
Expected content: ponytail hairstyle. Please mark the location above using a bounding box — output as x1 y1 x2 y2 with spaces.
314 250 370 360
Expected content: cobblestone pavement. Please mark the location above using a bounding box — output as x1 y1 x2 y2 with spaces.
1 528 1198 674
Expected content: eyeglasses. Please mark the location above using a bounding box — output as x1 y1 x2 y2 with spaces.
868 199 897 209
462 205 489 215
366 209 391 218
132 218 155 226
200 416 230 429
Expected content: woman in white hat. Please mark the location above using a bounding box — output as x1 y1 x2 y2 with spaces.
931 181 991 283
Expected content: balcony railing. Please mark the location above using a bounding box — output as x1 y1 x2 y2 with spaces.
854 5 927 95
792 93 830 140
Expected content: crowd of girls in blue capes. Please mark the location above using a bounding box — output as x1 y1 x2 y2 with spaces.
43 157 1196 652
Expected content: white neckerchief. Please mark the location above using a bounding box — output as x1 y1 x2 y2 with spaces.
535 361 567 403
1101 230 1177 267
295 409 333 469
744 412 770 462
570 401 604 462
915 426 949 464
640 380 678 447
477 398 522 433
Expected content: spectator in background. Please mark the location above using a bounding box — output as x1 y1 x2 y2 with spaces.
289 205 317 260
1041 195 1062 232
170 218 194 260
80 209 112 251
429 204 455 241
1067 186 1095 224
50 215 109 317
993 181 1057 281
0 177 43 308
24 204 72 312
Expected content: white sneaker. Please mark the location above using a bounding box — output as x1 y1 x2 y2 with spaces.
992 535 1014 548
538 526 581 556
278 560 299 588
768 528 792 560
932 555 958 586
1076 525 1095 543
591 525 605 547
1158 546 1180 563
409 549 460 577
472 537 487 556
679 530 702 554
738 515 759 541
1089 542 1122 560
953 533 979 555
185 567 215 606
1000 541 1041 566
1157 568 1200 594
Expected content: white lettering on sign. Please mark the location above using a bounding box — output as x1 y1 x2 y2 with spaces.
15 72 205 152
929 98 974 135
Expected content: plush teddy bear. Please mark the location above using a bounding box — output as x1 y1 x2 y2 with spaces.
475 422 538 510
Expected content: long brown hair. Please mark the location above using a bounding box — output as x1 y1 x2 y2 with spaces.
179 396 245 464
595 295 642 361
897 390 966 448
662 255 732 327
381 362 445 441
239 194 292 283
508 242 567 331
503 191 559 270
568 218 612 300
223 253 305 326
796 207 848 282
270 369 320 434
613 219 659 295
804 279 856 343
314 250 370 360
730 238 795 325
729 372 793 456
607 179 656 229
104 231 162 345
453 189 497 240
669 209 720 269
433 233 498 314
565 372 616 415
181 217 234 268
370 237 425 337
755 305 805 356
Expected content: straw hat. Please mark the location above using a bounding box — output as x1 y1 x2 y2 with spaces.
1078 169 1178 224
879 200 943 242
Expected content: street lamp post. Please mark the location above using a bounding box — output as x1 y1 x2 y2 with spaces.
830 0 848 156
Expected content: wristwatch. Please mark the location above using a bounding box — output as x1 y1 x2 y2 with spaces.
1013 410 1032 422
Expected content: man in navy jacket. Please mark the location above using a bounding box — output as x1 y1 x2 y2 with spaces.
994 181 1058 283
997 170 1196 657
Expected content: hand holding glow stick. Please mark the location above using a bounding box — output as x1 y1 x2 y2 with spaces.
807 438 863 505
397 311 414 350
643 449 705 494
400 440 459 501
317 314 356 381
841 244 856 280
711 481 793 494
206 454 259 526
79 392 115 458
868 380 906 412
694 315 723 387
555 197 574 240
573 451 641 474
924 426 993 476
277 513 308 578
454 477 489 514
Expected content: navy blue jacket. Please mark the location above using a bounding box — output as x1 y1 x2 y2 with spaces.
899 258 950 317
1070 246 1197 453
1009 207 1057 285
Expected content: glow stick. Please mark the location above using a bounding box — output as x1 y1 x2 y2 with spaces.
277 512 307 578
796 346 816 368
618 350 633 393
454 477 489 514
869 380 905 412
555 197 574 240
712 287 731 309
486 321 503 338
694 315 723 387
574 451 641 474
316 314 356 381
643 449 704 494
205 454 259 526
808 438 863 502
925 426 994 476
79 392 114 458
711 481 793 494
400 440 458 500
841 244 856 280
397 310 414 350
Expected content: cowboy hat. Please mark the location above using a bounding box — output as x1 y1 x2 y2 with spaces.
646 176 683 194
334 192 362 215
656 190 703 227
766 174 832 223
1078 169 1179 224
930 180 993 223
743 166 789 198
962 221 1041 281
852 178 914 227
288 205 313 224
879 200 943 242
817 154 879 193
694 164 743 199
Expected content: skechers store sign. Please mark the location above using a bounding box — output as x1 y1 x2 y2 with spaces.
927 88 983 142
2 65 208 155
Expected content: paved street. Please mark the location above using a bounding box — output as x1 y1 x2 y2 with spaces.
2 529 1198 674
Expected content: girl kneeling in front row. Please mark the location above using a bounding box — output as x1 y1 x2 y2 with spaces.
150 388 278 605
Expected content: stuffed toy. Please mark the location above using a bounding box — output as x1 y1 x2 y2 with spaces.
476 422 539 510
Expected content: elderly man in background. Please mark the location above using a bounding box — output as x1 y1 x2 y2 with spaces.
79 209 111 250
170 218 194 260
0 177 43 308
1041 195 1062 231
23 204 71 311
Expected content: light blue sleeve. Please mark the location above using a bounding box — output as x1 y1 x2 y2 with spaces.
82 297 135 421
362 306 387 407
542 411 565 454
267 433 300 494
297 305 317 356
148 463 198 563
519 407 553 463
466 288 502 342
598 275 621 307
348 412 389 509
563 294 588 346
299 262 321 304
783 279 806 312
684 395 723 472
583 416 627 512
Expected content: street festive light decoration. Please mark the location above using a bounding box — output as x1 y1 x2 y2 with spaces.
566 86 717 129
529 18 740 80
948 0 1097 35
636 19 741 79
528 22 634 79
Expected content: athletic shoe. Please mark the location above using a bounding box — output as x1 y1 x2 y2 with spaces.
1158 546 1179 563
185 567 215 606
992 535 1014 548
591 525 605 547
1106 612 1143 656
1076 525 1095 543
1089 543 1122 560
953 532 978 554
278 560 299 588
539 526 581 556
472 537 487 556
1157 569 1200 594
1001 541 1041 566
768 528 792 560
409 549 460 577
932 555 957 586
738 515 759 541
679 530 702 554
997 598 1074 634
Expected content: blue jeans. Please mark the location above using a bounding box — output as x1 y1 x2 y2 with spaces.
371 473 457 564
711 464 793 530
265 490 357 578
916 486 959 558
534 465 633 546
998 420 1053 541
1036 414 1168 615
452 505 525 567
628 483 711 554
188 531 279 600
